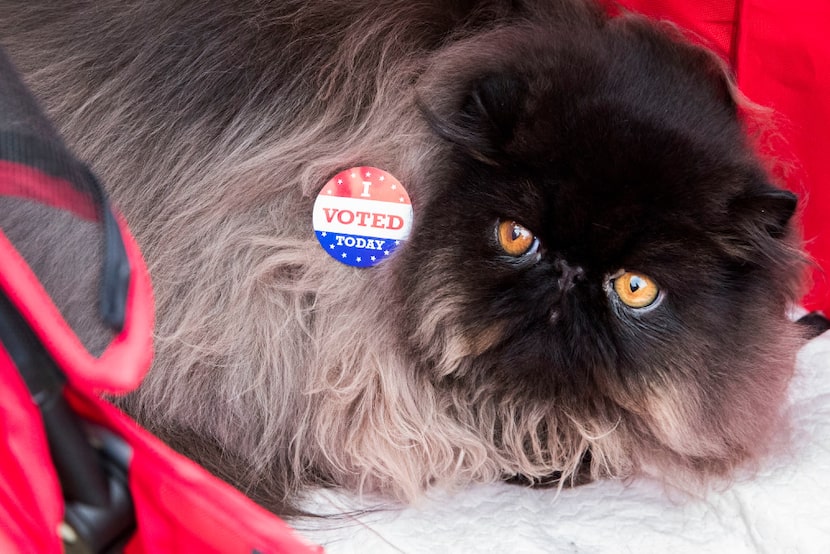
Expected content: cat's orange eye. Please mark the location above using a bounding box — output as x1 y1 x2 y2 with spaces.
613 271 660 308
497 220 536 257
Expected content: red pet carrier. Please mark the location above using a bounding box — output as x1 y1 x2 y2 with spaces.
0 49 321 553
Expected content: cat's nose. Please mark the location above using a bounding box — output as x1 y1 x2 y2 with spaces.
549 258 585 324
553 258 585 293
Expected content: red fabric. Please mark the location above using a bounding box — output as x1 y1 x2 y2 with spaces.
68 390 323 554
0 344 63 554
0 218 153 395
617 0 830 313
735 0 830 311
0 350 322 553
1 167 322 551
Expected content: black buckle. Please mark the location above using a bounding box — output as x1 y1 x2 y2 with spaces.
61 425 135 554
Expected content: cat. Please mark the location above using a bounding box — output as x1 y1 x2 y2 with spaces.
0 0 807 516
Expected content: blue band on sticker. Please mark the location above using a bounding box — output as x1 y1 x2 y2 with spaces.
314 231 403 268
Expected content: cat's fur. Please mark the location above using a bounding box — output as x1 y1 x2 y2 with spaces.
0 0 806 515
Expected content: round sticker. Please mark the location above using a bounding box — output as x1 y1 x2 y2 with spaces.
313 166 413 268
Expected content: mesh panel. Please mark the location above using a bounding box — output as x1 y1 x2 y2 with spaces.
0 197 112 356
0 48 125 356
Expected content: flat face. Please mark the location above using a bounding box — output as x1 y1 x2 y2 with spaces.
394 17 798 412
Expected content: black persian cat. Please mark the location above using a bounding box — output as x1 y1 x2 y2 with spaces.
0 0 806 515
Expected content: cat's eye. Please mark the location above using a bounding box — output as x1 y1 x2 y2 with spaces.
496 220 537 257
613 271 660 309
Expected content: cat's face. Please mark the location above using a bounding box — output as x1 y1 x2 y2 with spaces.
391 15 804 478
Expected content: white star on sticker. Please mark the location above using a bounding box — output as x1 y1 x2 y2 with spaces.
370 256 376 261
384 250 390 256
350 173 356 178
365 171 371 177
390 184 396 190
356 257 362 262
399 197 405 202
337 179 343 184
321 231 327 237
326 189 332 194
395 240 400 245
341 253 347 258
329 244 335 249
379 176 385 181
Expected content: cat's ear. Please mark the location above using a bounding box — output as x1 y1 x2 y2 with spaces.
686 45 739 115
419 71 527 163
730 185 798 239
614 15 740 114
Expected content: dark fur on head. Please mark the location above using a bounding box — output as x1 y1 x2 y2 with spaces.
0 0 806 515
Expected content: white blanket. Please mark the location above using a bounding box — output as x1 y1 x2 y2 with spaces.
298 331 830 553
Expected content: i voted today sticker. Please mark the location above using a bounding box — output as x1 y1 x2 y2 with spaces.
313 166 413 268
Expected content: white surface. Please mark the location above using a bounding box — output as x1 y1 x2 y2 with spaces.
297 331 830 553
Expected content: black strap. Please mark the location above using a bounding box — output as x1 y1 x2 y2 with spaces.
84 164 131 332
